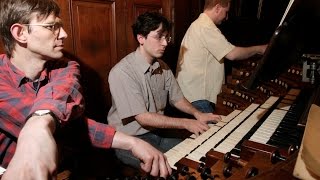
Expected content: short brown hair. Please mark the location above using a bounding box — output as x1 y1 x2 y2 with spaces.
204 0 231 9
0 0 60 57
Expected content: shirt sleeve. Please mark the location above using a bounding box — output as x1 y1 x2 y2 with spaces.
86 117 115 148
200 25 235 62
56 116 115 149
30 60 85 123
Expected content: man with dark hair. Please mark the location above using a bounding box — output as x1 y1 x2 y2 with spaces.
0 0 171 179
176 0 268 113
107 11 222 169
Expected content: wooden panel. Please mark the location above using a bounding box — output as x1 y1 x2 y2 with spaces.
167 0 203 72
72 1 116 120
115 0 128 60
126 0 163 52
133 0 162 15
0 39 4 54
56 0 74 53
125 0 173 54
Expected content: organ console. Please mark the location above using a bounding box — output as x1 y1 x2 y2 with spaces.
164 0 320 179
165 66 318 179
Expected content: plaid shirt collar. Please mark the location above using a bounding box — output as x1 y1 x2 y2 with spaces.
1 55 49 88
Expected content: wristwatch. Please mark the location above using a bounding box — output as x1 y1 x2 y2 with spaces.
29 110 60 128
32 109 53 116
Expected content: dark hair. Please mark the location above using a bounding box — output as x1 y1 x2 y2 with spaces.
0 0 60 57
131 11 171 41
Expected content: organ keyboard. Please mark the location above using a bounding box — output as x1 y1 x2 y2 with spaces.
249 89 301 146
164 87 312 179
165 55 316 179
166 94 282 169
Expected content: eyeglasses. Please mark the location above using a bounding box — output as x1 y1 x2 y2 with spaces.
149 34 172 43
22 22 63 35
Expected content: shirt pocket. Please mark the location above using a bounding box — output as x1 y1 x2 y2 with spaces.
156 90 168 112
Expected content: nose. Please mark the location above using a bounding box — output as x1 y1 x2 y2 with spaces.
161 38 168 46
58 27 68 39
162 40 168 46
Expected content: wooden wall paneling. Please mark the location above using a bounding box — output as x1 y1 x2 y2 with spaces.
172 1 192 47
56 0 74 53
126 0 163 53
72 0 116 121
167 0 204 73
115 0 128 61
125 0 176 73
0 38 4 54
161 0 174 41
161 0 173 19
132 0 163 14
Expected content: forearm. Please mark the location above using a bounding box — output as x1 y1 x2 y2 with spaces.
16 116 56 160
135 112 189 129
226 45 265 61
20 115 56 139
173 98 201 119
111 131 136 150
3 115 58 180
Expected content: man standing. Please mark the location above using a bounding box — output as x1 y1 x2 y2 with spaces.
176 0 268 113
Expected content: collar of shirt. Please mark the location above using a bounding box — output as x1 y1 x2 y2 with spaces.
133 49 160 75
199 13 220 32
0 55 49 88
21 70 48 88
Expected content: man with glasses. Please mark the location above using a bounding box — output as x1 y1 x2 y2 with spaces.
22 22 64 36
107 11 222 169
0 0 172 179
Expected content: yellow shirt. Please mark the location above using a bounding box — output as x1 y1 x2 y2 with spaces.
176 13 235 103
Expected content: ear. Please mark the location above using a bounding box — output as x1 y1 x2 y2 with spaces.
10 23 28 43
215 3 222 13
137 34 145 45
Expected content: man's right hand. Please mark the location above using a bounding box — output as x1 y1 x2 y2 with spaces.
184 119 210 137
131 138 172 178
112 131 172 178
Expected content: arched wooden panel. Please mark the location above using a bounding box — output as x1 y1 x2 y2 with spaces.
126 0 162 53
72 0 117 121
126 0 174 54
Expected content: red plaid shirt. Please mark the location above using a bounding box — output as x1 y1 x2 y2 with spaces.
0 54 115 167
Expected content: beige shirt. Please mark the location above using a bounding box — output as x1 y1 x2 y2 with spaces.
176 13 235 103
107 49 184 135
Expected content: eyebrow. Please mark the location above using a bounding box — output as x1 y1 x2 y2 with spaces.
43 17 62 24
155 29 168 35
47 20 62 24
